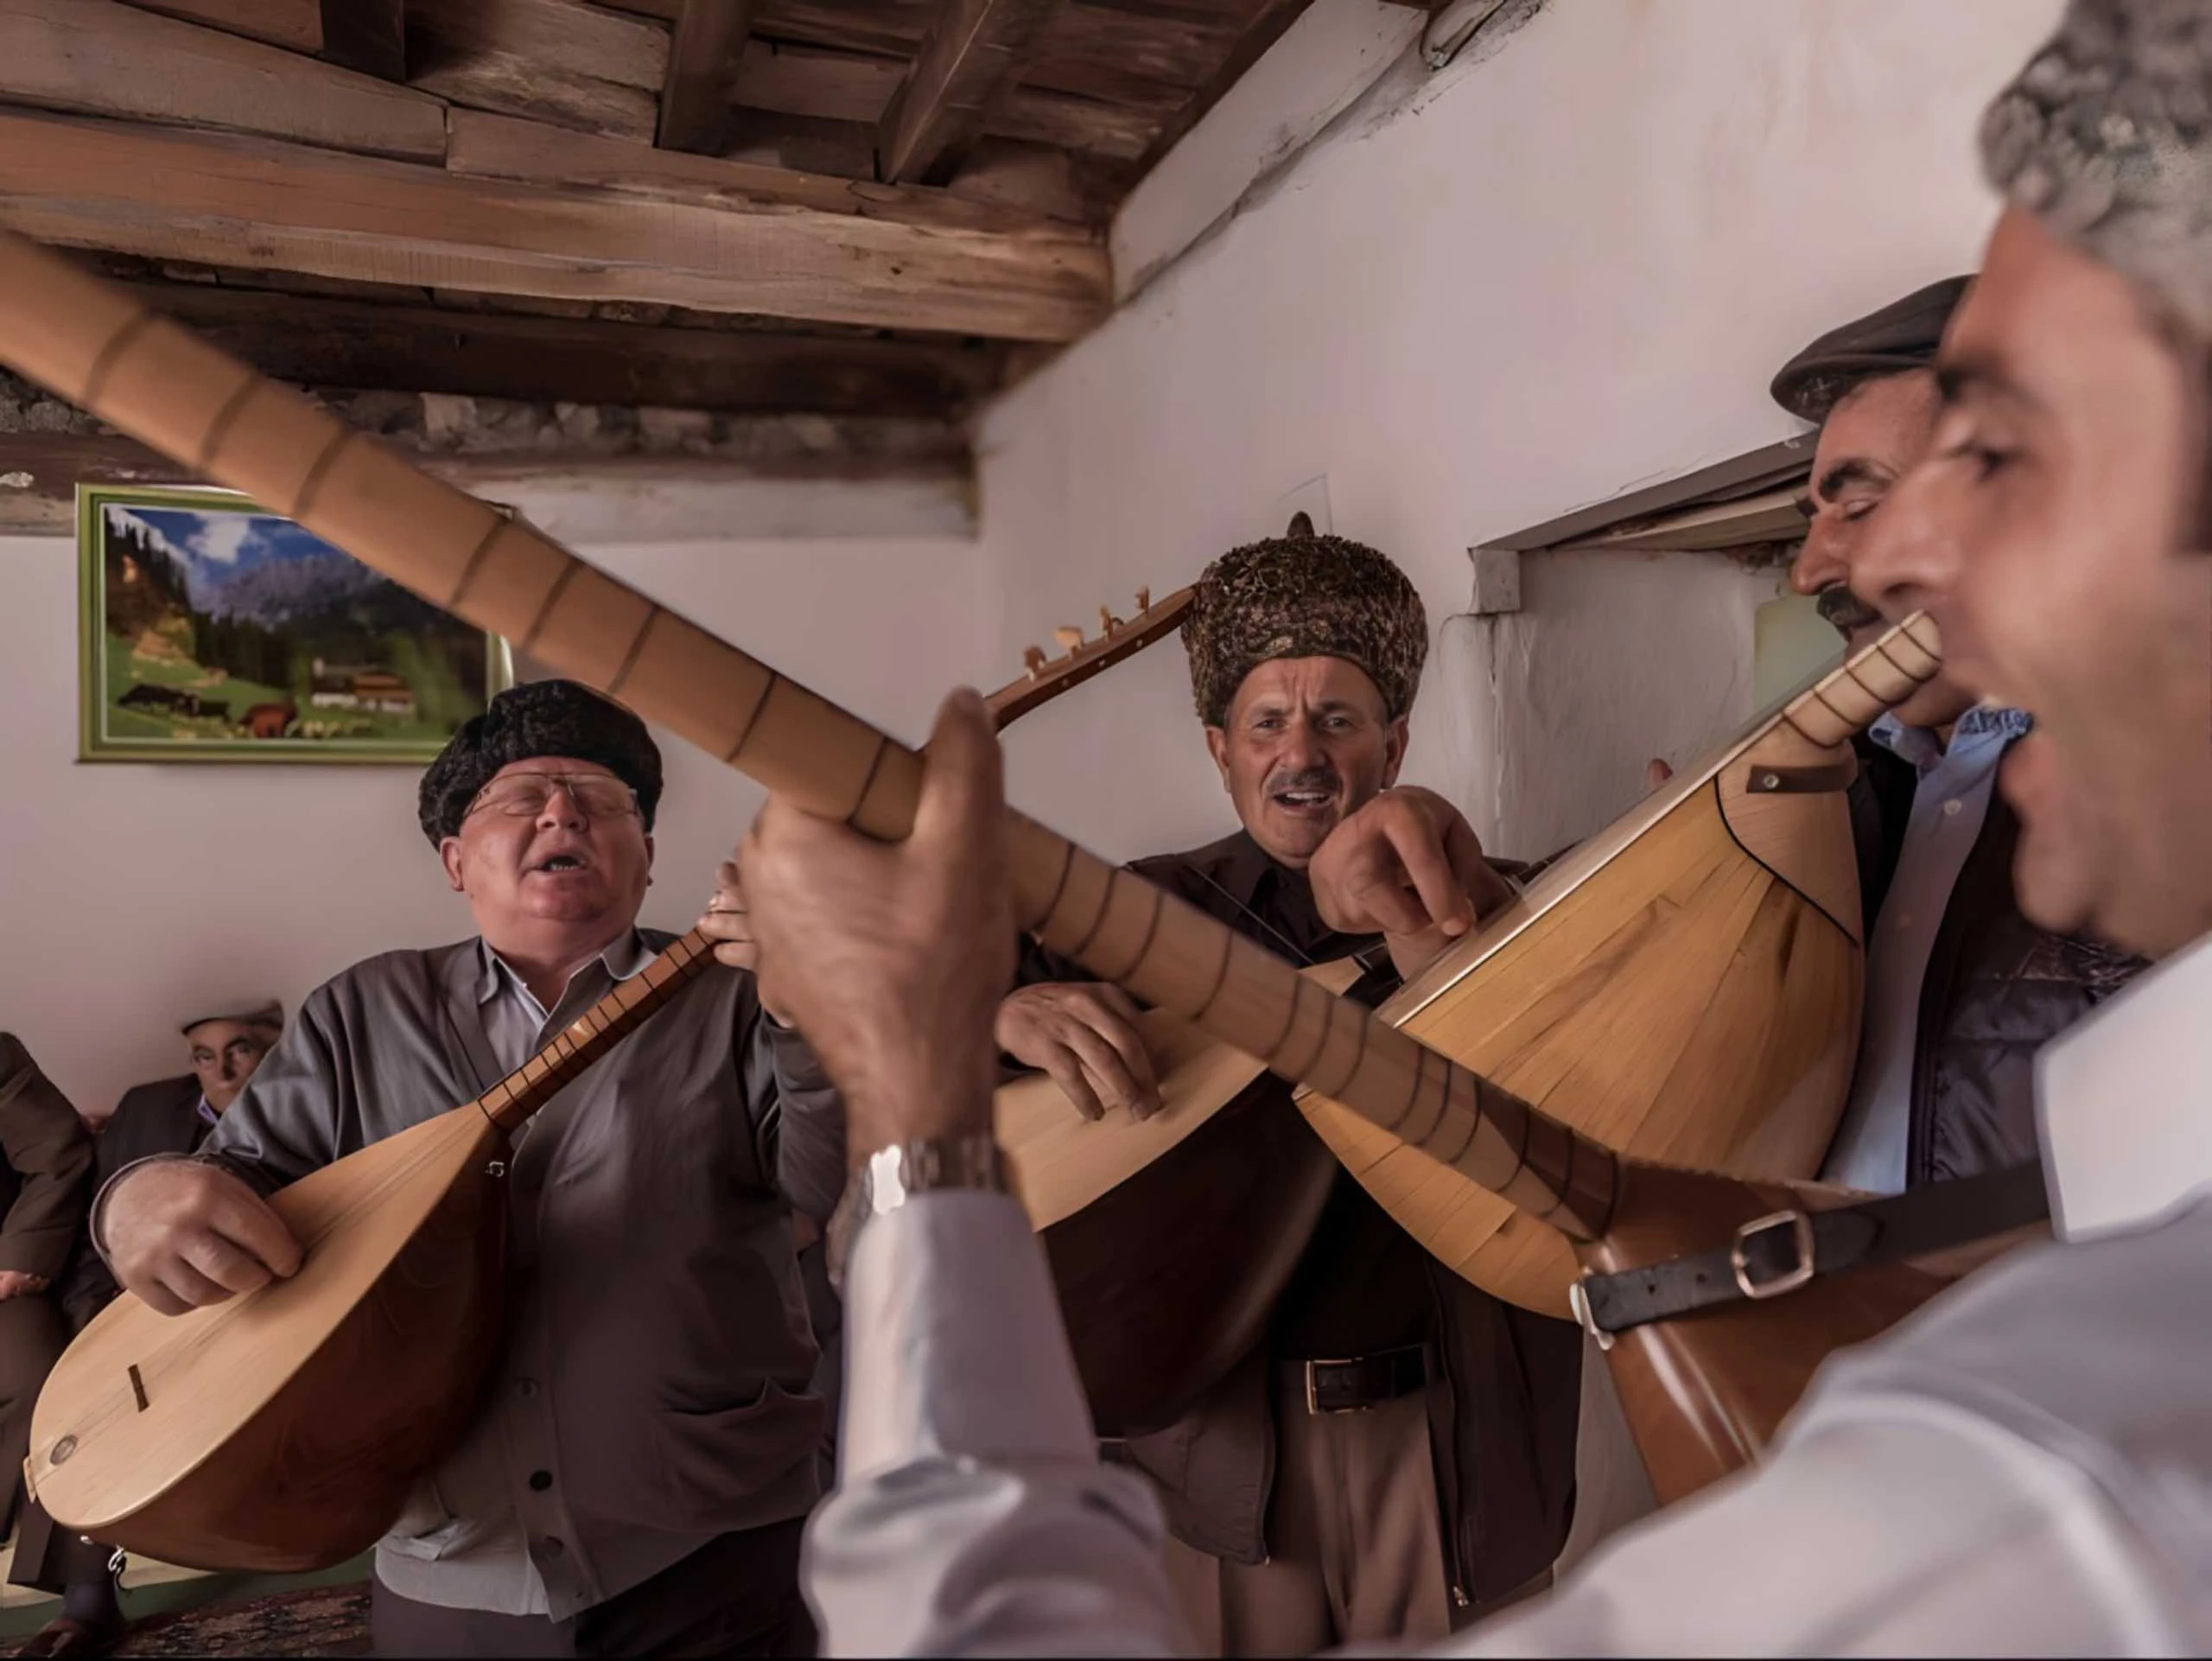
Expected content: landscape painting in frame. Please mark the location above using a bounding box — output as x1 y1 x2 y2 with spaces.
79 484 511 763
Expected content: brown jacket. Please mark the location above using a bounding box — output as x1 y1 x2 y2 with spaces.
0 1036 95 1284
1014 832 1583 1614
59 1075 207 1333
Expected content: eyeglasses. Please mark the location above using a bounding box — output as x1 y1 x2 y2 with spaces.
464 773 640 823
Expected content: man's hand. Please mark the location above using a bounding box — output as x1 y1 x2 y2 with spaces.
697 858 795 1025
102 1160 302 1317
1308 786 1515 980
996 983 1161 1122
741 690 1015 1164
0 1270 48 1301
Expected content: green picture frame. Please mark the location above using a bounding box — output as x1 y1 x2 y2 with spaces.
78 482 512 765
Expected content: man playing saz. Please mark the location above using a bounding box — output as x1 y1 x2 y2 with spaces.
715 0 2212 1648
92 681 846 1658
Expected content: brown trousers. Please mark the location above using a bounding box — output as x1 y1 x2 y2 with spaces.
370 1518 813 1659
2 1294 119 1592
0 1294 65 1533
1162 1382 1451 1658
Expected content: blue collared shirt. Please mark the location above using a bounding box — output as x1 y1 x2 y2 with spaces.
1820 705 2034 1194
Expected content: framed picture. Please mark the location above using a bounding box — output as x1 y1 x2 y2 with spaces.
78 483 512 764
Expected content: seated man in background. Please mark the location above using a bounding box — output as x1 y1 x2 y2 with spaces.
8 998 285 1658
1772 278 2144 1193
92 681 845 1659
0 1040 96 1653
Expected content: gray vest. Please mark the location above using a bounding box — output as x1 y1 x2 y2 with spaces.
205 935 838 1616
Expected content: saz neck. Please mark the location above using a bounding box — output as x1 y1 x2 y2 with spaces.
474 931 715 1133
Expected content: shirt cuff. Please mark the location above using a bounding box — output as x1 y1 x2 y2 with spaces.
840 1189 1097 1480
87 1152 194 1266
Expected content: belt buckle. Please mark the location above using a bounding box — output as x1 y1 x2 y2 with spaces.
1731 1209 1815 1300
1292 1362 1371 1415
1303 1358 1357 1416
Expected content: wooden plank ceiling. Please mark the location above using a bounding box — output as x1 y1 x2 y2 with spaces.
0 0 1434 509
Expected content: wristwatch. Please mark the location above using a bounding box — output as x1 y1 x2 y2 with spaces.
825 1133 1010 1290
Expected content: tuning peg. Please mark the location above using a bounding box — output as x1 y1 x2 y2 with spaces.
1099 606 1118 636
1053 626 1084 652
1023 645 1048 678
1135 586 1151 612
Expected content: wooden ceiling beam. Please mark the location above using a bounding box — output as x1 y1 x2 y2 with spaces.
119 0 405 78
878 0 1064 186
0 0 443 162
407 0 670 141
1135 0 1316 173
114 278 1011 417
732 37 1159 161
120 0 319 54
320 0 404 80
0 109 1110 341
658 0 755 154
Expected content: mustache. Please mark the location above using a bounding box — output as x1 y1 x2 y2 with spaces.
1815 583 1884 633
1267 767 1341 796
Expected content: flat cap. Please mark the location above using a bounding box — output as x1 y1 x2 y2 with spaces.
180 999 284 1036
417 679 663 845
1770 276 1974 423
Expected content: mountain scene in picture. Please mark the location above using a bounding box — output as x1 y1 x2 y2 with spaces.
87 493 504 761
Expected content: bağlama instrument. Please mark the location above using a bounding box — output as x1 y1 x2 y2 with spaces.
0 231 1980 1558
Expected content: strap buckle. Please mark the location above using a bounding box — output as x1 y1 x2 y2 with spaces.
1731 1209 1815 1300
1567 1274 1613 1352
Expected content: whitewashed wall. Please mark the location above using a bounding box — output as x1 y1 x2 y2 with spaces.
984 0 2062 863
0 531 986 1120
0 0 2069 1116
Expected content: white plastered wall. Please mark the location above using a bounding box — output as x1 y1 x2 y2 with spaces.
982 0 2062 864
0 531 988 1119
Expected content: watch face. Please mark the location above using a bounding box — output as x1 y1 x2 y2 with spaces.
823 1136 1011 1295
868 1142 913 1213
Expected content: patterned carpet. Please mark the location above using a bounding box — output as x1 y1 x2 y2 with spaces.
3 1584 370 1658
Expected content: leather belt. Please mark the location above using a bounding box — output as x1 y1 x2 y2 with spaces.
1282 1342 1434 1415
1572 1161 2051 1345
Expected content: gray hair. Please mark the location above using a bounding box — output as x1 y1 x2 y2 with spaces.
1982 0 2212 339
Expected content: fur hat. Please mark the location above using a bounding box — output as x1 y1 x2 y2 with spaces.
1982 0 2212 340
417 679 663 844
1183 534 1427 727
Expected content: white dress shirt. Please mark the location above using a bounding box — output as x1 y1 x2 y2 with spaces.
804 934 2212 1658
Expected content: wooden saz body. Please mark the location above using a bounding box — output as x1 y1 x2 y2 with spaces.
29 935 719 1570
32 1111 507 1570
1300 670 1893 1318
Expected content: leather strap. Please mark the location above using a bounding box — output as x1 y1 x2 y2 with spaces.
1573 1161 2050 1343
1281 1342 1434 1414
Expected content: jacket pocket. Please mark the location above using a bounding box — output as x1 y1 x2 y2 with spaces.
646 1378 823 1531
